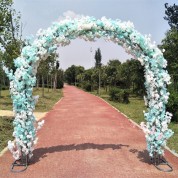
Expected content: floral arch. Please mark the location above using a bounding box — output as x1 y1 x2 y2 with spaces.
4 16 173 165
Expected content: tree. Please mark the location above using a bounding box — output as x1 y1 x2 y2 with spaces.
80 69 93 91
64 65 85 85
52 54 59 90
164 3 178 30
0 0 23 96
94 48 102 95
118 59 145 95
37 53 55 96
0 0 23 69
159 29 178 92
105 59 121 88
37 53 64 96
129 59 145 95
95 48 102 68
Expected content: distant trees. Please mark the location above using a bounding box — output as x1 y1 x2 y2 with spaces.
64 65 85 85
159 2 178 122
64 58 145 96
160 29 178 91
95 48 102 68
119 59 145 95
105 59 121 88
37 53 64 97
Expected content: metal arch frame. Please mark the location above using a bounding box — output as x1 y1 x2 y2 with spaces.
151 152 173 172
11 154 29 173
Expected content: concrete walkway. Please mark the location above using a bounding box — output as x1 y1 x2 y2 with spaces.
0 85 178 178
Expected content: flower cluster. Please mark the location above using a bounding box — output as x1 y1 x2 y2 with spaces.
4 16 173 159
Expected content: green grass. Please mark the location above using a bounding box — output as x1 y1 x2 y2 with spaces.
0 90 12 110
92 88 178 153
167 122 178 154
105 97 147 124
0 88 63 112
33 88 63 112
0 116 14 151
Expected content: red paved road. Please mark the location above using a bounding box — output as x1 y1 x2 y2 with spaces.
0 85 178 178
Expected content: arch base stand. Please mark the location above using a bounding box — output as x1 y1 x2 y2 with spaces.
11 154 29 173
151 152 173 172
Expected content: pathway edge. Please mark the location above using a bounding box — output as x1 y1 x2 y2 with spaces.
94 94 178 158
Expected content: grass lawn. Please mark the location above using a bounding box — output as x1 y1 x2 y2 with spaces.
92 88 178 154
0 88 63 152
0 87 63 112
0 116 14 151
33 88 63 112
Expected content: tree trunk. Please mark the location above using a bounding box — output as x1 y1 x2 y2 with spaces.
75 76 76 86
0 82 1 98
99 69 101 95
42 75 45 97
53 72 57 90
47 75 49 92
3 72 6 86
174 76 177 92
36 75 39 90
51 75 53 90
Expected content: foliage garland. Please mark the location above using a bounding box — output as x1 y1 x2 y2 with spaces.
3 16 173 160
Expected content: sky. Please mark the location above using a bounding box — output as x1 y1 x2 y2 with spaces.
13 0 177 70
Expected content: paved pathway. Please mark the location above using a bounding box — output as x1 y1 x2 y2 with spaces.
0 85 178 178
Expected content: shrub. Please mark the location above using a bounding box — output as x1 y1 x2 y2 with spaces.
109 87 130 103
109 88 121 101
122 89 130 104
57 80 64 89
167 91 178 122
81 81 92 92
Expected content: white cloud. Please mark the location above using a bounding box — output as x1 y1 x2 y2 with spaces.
58 10 83 21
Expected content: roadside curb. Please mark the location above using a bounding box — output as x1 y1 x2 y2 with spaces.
0 147 8 157
95 95 178 158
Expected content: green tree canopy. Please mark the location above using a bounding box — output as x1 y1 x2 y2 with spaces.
164 3 178 30
105 59 121 86
0 0 22 70
160 29 178 75
65 65 85 85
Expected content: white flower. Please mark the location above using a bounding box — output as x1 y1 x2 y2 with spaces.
27 134 32 139
8 141 15 152
13 150 21 160
27 142 32 148
140 122 150 134
8 141 21 160
37 120 45 130
81 23 93 30
158 102 163 108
